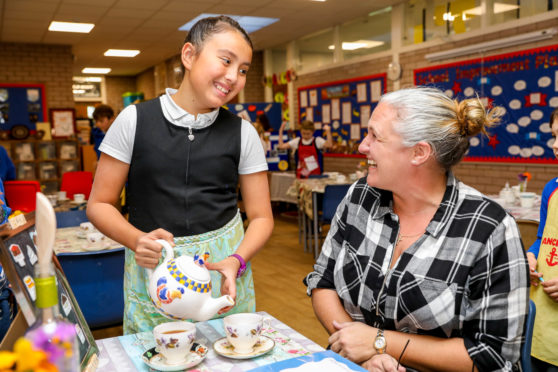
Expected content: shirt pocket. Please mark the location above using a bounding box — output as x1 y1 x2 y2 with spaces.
393 271 458 337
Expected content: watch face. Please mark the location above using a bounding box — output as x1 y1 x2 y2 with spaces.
374 336 386 349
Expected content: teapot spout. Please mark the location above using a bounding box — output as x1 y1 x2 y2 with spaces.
195 295 235 321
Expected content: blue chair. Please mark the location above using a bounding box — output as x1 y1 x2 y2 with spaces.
55 209 88 228
521 300 536 372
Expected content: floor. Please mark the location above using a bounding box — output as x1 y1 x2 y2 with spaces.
91 208 330 348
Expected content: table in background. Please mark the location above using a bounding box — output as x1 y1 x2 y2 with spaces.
488 195 541 222
54 226 122 254
96 312 325 372
268 171 297 204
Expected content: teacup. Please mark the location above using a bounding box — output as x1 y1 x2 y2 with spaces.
47 194 58 206
519 192 536 208
86 232 104 243
74 193 85 203
223 313 267 354
57 191 67 200
153 321 196 365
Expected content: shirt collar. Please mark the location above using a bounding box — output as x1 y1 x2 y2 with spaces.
161 88 219 129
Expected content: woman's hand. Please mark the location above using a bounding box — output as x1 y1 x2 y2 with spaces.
526 252 543 286
329 320 376 363
205 256 241 314
362 354 406 372
134 229 174 268
541 277 558 302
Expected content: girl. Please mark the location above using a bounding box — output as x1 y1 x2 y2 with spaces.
87 15 274 334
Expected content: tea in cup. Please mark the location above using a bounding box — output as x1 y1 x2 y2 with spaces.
223 313 266 354
153 321 196 365
74 193 85 203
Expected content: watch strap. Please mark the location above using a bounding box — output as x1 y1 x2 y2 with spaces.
229 253 246 278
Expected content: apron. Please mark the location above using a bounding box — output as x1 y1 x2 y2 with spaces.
530 190 558 366
296 138 322 178
123 212 255 334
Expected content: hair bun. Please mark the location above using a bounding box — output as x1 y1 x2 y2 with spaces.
455 98 503 138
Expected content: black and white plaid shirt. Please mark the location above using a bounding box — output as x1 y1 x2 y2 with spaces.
305 173 529 371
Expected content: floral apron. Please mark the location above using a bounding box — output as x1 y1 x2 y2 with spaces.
123 212 255 334
530 192 558 366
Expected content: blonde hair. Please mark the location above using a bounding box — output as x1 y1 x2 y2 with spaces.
299 120 315 132
380 86 504 170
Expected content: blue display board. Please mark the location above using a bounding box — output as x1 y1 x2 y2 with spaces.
297 74 386 154
415 44 558 163
223 102 282 130
0 83 47 130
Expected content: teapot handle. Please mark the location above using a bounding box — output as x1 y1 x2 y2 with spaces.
145 239 175 279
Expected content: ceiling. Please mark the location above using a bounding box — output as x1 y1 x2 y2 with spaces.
0 0 403 76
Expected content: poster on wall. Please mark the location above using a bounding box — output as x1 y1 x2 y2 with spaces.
0 83 47 131
414 44 558 163
298 74 386 155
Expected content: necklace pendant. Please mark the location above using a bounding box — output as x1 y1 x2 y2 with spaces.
188 134 194 141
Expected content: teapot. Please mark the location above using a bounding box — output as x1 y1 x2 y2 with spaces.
147 240 234 321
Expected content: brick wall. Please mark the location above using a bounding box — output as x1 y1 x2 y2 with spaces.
136 67 156 101
105 76 136 113
306 19 558 195
0 42 74 109
244 50 265 103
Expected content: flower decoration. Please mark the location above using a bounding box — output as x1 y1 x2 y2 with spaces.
0 338 57 372
31 323 76 364
517 172 532 182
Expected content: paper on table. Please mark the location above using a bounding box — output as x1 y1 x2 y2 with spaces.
304 156 319 172
281 358 356 371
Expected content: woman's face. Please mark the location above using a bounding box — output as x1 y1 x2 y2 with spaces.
552 118 558 159
358 102 414 190
184 30 252 115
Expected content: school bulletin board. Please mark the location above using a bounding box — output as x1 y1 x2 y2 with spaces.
297 74 386 150
0 83 47 130
414 44 558 163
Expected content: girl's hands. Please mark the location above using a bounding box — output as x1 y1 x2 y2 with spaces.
205 256 241 314
362 354 406 372
329 320 376 363
541 278 558 302
526 252 543 286
134 229 174 268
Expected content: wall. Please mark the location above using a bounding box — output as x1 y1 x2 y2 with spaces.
303 18 558 195
0 42 74 109
105 76 136 113
244 50 265 103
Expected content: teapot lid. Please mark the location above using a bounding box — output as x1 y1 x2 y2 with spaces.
175 254 210 282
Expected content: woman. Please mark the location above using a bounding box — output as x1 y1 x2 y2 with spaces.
304 87 529 371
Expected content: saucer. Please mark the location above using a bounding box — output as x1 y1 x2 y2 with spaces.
142 342 207 371
70 200 87 205
213 335 275 359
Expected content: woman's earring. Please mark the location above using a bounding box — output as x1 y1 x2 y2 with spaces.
411 160 418 164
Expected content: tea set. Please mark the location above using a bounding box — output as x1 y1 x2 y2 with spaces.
141 240 275 370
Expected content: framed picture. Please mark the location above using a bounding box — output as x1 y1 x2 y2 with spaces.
58 141 77 160
0 219 99 371
50 108 76 138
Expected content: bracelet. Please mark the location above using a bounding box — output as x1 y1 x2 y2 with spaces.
229 254 247 278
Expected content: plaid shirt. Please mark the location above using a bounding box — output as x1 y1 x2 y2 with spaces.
304 173 529 371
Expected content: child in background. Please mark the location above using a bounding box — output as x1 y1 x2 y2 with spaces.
87 16 273 334
91 104 115 159
0 179 15 341
278 120 332 178
527 107 558 372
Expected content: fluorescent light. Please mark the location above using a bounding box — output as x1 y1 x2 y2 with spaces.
425 27 558 61
179 14 278 34
465 2 520 16
328 40 384 51
104 49 140 57
82 68 111 74
48 21 94 33
74 76 102 82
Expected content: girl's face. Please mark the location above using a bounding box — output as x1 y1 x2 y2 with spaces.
552 118 558 159
358 102 414 190
183 30 252 115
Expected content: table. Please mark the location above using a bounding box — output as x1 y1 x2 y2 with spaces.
268 171 297 204
95 312 325 371
55 226 122 254
488 195 541 222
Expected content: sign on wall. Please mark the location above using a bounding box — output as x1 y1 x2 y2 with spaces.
0 83 47 130
414 44 558 163
298 74 386 154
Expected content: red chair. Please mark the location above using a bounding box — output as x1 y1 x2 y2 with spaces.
4 180 41 213
60 171 93 200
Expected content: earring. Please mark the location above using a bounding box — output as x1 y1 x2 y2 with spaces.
411 160 418 164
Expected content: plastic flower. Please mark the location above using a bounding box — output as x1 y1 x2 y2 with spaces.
0 338 57 372
518 172 532 182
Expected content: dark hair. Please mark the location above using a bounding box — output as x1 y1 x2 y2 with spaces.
92 104 114 121
256 113 271 131
184 15 253 53
551 108 558 125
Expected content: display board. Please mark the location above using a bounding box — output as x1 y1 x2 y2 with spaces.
224 102 282 130
414 44 558 163
297 74 386 154
0 83 47 131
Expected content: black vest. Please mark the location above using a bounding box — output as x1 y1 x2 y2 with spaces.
127 99 241 236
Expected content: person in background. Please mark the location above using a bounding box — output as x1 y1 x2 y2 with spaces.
526 107 558 372
304 87 529 371
91 104 115 159
0 146 15 182
254 113 272 152
278 120 332 178
0 179 15 341
87 15 273 334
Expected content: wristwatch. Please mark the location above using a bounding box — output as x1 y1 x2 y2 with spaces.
229 254 247 278
374 329 386 354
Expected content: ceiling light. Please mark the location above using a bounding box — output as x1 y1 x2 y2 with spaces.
82 68 111 74
73 76 102 82
179 14 278 34
310 0 327 2
425 27 557 61
328 40 384 51
48 21 94 33
104 49 140 57
465 2 520 16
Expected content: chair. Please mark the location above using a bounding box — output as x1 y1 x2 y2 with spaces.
4 180 41 213
55 209 88 228
60 171 93 200
521 300 536 372
516 219 539 250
